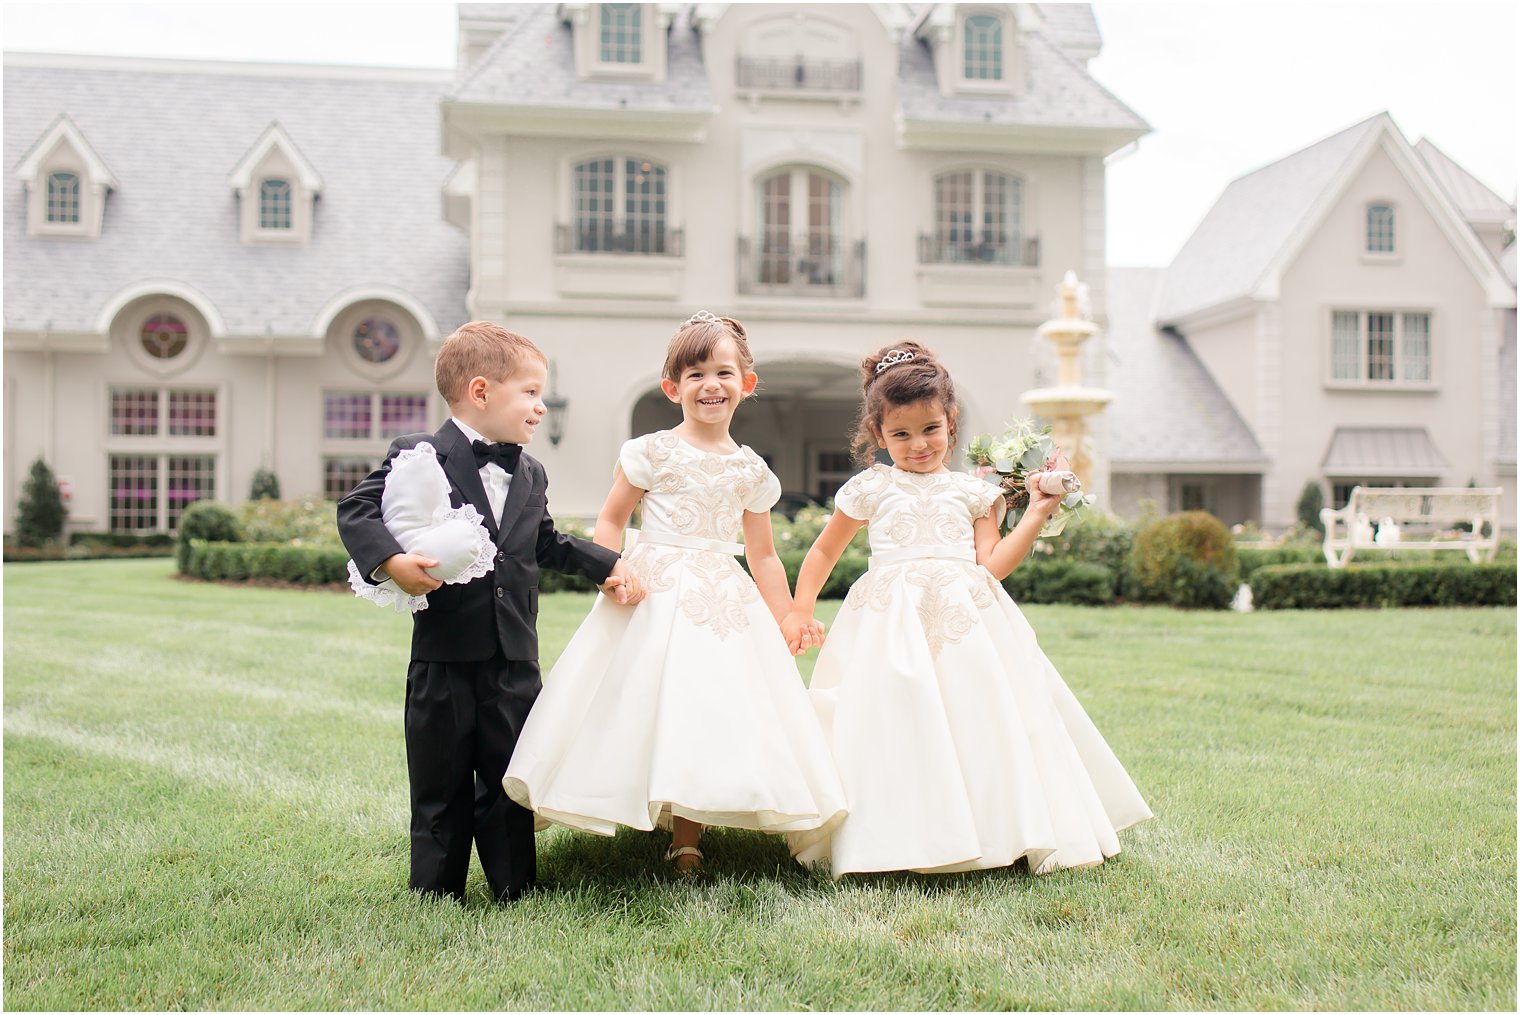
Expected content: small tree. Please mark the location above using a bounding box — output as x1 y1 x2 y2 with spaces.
1296 480 1326 537
15 456 67 547
249 467 281 501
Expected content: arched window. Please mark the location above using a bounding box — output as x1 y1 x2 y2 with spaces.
140 314 189 360
47 171 80 224
1366 203 1395 253
930 169 1023 264
963 14 1003 81
570 157 669 253
259 179 293 230
600 3 642 64
742 166 860 295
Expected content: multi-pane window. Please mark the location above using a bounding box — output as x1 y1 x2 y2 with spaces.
259 179 292 230
108 454 215 533
323 457 374 501
963 14 1003 81
1329 310 1433 384
572 157 668 253
47 171 80 223
931 169 1022 263
140 314 189 360
755 167 843 289
1366 203 1395 253
599 3 642 64
1331 479 1431 510
110 388 217 437
324 391 429 440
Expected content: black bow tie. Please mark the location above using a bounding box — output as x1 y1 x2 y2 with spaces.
471 440 522 473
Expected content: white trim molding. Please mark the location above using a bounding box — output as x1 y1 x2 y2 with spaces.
227 122 324 246
14 114 119 239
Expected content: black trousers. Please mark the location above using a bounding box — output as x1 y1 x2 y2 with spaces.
404 653 540 901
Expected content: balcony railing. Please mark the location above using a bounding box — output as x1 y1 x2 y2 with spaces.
737 235 865 298
917 233 1040 267
556 223 684 256
735 55 862 92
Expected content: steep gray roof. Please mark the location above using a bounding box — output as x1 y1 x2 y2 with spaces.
1104 267 1267 468
450 4 712 112
1033 3 1102 59
4 57 468 339
1156 113 1384 324
1415 138 1514 226
897 21 1145 132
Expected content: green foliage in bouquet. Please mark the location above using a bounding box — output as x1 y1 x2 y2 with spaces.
15 457 67 548
964 419 1093 537
1129 511 1240 610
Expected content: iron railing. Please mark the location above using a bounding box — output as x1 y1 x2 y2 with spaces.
736 235 865 297
917 233 1040 266
555 223 684 256
735 55 862 92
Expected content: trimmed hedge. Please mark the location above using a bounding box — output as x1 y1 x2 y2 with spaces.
184 540 350 585
770 549 869 600
1236 543 1323 580
1004 559 1116 606
1251 561 1518 609
5 543 175 562
70 531 176 549
1129 511 1239 610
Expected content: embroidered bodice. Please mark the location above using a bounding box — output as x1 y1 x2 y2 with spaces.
619 430 782 541
833 464 1002 555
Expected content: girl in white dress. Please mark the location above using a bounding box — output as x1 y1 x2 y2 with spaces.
503 313 846 873
780 341 1151 877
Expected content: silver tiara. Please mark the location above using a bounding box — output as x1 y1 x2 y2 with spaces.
876 349 915 373
683 310 721 327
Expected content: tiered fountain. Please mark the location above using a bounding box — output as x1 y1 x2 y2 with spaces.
1020 271 1112 491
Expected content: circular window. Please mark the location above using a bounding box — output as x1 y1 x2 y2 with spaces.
352 318 402 364
140 314 189 359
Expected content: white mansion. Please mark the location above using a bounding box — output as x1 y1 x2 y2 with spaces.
4 3 1514 535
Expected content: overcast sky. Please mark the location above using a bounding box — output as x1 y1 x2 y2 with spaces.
4 1 1514 267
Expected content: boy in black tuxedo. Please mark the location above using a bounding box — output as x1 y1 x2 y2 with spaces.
338 321 642 902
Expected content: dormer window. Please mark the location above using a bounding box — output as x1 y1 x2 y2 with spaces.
259 179 293 231
963 14 1004 81
15 114 118 239
228 122 322 245
1366 202 1395 254
47 171 81 223
599 3 642 65
563 3 668 81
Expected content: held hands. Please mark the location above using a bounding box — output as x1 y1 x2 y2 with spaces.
598 560 646 606
381 552 444 596
780 610 827 656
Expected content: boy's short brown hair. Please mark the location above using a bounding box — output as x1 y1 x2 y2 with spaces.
434 321 547 404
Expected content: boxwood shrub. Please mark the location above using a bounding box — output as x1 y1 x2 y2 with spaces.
1251 561 1517 609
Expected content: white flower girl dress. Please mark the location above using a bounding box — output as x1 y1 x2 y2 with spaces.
789 464 1152 876
504 430 846 839
344 442 495 613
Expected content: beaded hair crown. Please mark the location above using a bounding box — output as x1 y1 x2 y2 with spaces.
875 348 916 373
682 310 722 327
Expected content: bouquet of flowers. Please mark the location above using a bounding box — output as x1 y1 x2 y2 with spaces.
964 419 1095 537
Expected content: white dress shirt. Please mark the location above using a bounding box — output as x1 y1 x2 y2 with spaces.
450 417 513 524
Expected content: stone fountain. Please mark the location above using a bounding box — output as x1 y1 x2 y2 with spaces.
1020 270 1112 491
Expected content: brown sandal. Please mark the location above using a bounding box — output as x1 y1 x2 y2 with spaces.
664 845 703 874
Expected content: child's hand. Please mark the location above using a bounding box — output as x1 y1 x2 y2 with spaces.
598 561 645 606
780 611 826 656
382 552 443 596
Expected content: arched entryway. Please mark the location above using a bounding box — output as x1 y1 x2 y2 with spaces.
628 359 860 505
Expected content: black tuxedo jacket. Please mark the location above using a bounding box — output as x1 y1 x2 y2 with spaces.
337 420 620 662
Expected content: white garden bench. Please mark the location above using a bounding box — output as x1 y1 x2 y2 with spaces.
1319 486 1502 567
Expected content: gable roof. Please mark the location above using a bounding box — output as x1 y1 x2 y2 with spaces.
449 4 712 113
1415 138 1514 227
12 112 120 190
227 121 324 194
4 54 467 342
1104 267 1267 470
1158 113 1515 324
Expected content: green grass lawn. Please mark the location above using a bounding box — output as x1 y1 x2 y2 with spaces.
4 559 1515 1010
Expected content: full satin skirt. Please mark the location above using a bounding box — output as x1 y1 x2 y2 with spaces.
788 561 1151 877
504 549 847 838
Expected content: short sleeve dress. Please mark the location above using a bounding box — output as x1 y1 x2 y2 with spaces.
504 430 846 839
789 464 1152 877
